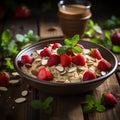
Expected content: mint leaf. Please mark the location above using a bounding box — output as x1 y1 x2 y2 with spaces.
31 96 54 114
1 29 12 44
112 45 120 53
6 59 14 70
103 16 120 29
16 34 24 42
83 95 106 113
96 104 106 112
86 95 96 106
72 46 82 53
83 105 95 113
8 40 18 56
64 34 80 46
31 100 43 109
57 45 71 55
42 96 53 109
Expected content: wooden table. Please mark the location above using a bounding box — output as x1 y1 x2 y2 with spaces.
0 10 120 120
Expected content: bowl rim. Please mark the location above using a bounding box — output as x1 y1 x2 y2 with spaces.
14 37 118 87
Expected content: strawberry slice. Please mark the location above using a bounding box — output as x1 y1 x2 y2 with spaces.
0 72 10 87
97 59 112 71
60 54 72 67
21 54 34 65
47 54 60 67
40 48 51 57
90 49 102 60
52 43 62 50
101 92 118 107
72 54 86 66
37 67 53 81
83 70 96 81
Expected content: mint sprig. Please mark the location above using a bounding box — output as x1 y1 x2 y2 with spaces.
31 96 54 114
83 95 106 113
57 34 82 55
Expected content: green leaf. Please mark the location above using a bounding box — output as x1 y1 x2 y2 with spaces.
57 46 72 55
31 100 43 110
112 45 120 53
93 25 102 34
42 96 54 109
6 59 14 70
31 96 54 114
72 46 82 53
96 104 106 112
103 16 120 29
64 34 80 46
83 105 96 113
86 95 96 106
71 34 80 46
8 40 18 55
1 29 12 44
16 34 24 42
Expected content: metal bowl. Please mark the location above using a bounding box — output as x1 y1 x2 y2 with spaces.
14 37 118 95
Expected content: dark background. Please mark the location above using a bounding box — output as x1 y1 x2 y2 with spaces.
0 0 120 20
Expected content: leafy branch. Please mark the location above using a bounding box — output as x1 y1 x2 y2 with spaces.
83 95 106 113
0 29 40 71
31 96 54 114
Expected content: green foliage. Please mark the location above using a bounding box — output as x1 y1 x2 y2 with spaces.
103 16 120 29
84 19 102 38
57 34 82 55
0 29 40 72
83 95 106 113
31 96 54 114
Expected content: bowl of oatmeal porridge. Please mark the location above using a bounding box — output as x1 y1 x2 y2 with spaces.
14 37 118 95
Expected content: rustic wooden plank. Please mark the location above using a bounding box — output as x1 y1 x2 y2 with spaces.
39 20 63 39
0 18 39 120
34 92 85 120
2 18 39 38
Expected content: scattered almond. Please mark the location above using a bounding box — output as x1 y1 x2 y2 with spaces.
9 80 19 84
15 97 26 103
0 87 8 91
11 72 20 76
21 90 28 97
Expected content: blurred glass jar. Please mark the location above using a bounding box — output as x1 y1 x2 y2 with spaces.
58 0 92 38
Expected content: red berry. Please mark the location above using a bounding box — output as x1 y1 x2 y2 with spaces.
52 43 61 50
37 67 53 81
66 50 74 56
90 49 102 60
97 59 112 71
40 48 51 57
83 70 96 81
60 54 72 67
72 54 86 66
14 5 30 18
47 54 60 67
102 92 118 107
112 32 120 46
0 72 10 87
21 54 34 65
